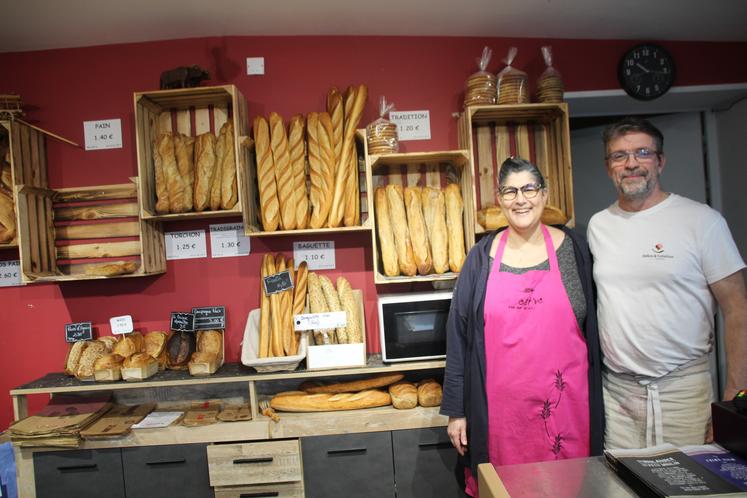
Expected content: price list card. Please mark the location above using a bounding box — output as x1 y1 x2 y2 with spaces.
165 230 207 260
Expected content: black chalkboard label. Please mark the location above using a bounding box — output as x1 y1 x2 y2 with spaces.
192 306 226 330
65 322 93 343
263 270 294 295
170 312 195 332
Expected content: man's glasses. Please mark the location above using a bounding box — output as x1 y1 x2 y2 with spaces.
606 148 659 164
499 183 543 202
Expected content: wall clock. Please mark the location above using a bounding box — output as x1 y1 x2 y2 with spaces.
618 43 676 101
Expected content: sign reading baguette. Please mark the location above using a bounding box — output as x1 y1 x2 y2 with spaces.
65 322 93 343
293 241 335 270
165 230 207 260
0 259 22 287
389 110 431 141
170 312 195 332
192 306 226 330
294 311 347 331
110 315 134 335
263 270 293 295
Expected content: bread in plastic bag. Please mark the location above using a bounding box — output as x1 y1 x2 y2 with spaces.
536 46 565 103
366 96 399 155
464 46 497 108
496 47 529 105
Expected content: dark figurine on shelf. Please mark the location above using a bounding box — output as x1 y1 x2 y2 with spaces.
159 65 210 90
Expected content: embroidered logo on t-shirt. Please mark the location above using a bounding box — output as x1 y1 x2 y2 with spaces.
642 242 674 259
653 243 664 254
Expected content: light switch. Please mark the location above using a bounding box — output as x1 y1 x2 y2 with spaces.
246 57 265 75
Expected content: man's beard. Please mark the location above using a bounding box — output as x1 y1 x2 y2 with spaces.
617 168 658 200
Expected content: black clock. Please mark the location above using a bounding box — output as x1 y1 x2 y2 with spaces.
618 43 676 100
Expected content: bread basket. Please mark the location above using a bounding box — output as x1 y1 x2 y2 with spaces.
241 308 307 372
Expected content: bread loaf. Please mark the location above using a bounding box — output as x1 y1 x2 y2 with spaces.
374 187 399 277
303 373 404 394
253 116 280 231
173 133 195 212
259 253 272 358
386 184 417 276
193 132 217 212
219 121 238 210
0 181 16 243
158 133 188 213
98 336 119 352
288 115 308 229
417 379 443 407
337 277 362 344
93 353 124 371
404 186 433 275
76 340 107 379
124 352 158 369
267 256 285 356
285 257 298 355
307 272 332 345
327 87 344 170
307 113 327 229
197 330 222 361
153 134 170 214
342 86 362 227
275 255 293 355
319 274 345 344
84 260 139 277
444 183 466 273
270 389 391 412
269 112 296 230
316 113 336 228
293 261 308 318
210 124 226 211
422 187 449 274
144 331 168 358
166 331 196 370
389 381 418 409
112 333 143 358
64 341 89 376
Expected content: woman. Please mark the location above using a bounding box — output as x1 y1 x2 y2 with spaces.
440 158 604 496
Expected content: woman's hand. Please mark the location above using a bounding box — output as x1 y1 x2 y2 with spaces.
447 417 468 456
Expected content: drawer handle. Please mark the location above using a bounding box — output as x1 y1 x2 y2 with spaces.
233 457 274 465
146 459 187 466
418 442 453 450
327 447 367 456
239 493 280 498
57 464 98 472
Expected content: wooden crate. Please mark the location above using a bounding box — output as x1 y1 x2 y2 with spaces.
15 178 166 282
457 103 574 234
367 143 474 284
134 85 250 221
244 130 373 237
0 120 48 249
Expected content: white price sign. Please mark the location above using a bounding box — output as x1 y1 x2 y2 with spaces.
0 259 22 287
110 315 134 335
210 223 250 258
294 311 347 331
293 240 335 270
389 110 431 141
83 118 123 151
165 229 207 260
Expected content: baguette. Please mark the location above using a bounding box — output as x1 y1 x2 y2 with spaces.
159 133 188 214
293 261 308 318
389 381 418 409
404 186 432 275
316 112 336 228
152 133 170 214
283 257 297 356
337 277 362 344
422 186 449 274
386 184 417 276
288 115 308 228
307 272 331 345
445 183 466 273
210 123 226 211
270 389 391 412
267 255 284 356
259 253 273 358
374 187 399 277
417 378 443 407
253 116 280 231
307 113 326 229
319 274 345 344
342 86 361 227
193 132 217 212
269 112 296 230
84 260 139 277
303 373 404 394
327 87 344 170
0 187 15 243
219 121 238 210
173 133 195 212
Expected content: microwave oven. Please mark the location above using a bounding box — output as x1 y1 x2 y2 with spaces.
378 290 452 363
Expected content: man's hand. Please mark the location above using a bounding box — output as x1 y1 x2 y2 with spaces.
710 271 747 401
447 417 468 456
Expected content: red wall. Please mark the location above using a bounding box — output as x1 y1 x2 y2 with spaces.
2 35 747 430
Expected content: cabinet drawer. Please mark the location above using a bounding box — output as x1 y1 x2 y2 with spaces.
213 482 304 498
301 432 394 498
207 440 302 487
392 427 463 498
122 443 211 498
33 448 125 498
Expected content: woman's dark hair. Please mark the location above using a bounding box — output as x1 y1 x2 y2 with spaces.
498 157 545 188
602 117 664 153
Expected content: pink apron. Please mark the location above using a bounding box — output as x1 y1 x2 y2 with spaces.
465 226 590 496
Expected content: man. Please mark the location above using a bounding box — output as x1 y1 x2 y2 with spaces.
587 117 747 449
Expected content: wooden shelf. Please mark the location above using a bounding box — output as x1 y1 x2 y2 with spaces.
369 150 470 170
245 221 373 238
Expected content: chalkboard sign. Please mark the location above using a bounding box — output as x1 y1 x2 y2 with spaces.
170 312 195 332
192 306 226 330
65 322 93 343
263 269 294 295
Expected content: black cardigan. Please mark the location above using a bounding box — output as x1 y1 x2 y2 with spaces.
439 226 604 481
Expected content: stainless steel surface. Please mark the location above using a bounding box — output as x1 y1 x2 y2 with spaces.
495 456 637 498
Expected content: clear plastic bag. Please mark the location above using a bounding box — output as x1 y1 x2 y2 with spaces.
496 47 529 105
536 46 565 103
464 46 497 108
366 96 399 155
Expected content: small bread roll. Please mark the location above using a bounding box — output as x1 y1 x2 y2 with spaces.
417 379 443 407
389 381 418 409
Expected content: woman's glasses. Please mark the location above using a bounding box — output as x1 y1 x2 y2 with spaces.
499 183 543 202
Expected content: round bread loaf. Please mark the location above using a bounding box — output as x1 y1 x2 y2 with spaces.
389 381 417 409
417 379 443 408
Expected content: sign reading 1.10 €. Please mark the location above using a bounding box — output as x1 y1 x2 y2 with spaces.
293 241 335 270
165 229 207 260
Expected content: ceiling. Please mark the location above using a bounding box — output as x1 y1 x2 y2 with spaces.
2 0 747 53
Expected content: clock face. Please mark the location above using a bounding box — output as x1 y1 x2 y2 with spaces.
618 44 676 100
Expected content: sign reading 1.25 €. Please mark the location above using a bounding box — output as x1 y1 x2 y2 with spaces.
165 229 207 260
83 119 123 151
293 241 335 270
389 110 431 141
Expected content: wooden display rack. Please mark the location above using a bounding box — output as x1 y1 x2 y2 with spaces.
134 85 251 221
14 179 166 282
365 140 474 284
457 103 575 234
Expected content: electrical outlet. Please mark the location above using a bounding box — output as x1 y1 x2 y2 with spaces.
246 57 265 76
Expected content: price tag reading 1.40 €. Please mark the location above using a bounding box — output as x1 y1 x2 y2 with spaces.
209 223 250 258
165 229 207 260
293 241 335 270
0 260 22 287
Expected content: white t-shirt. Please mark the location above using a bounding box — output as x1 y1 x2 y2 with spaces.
587 194 745 378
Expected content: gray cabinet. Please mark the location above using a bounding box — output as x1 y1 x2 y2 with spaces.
33 448 125 498
392 428 463 498
122 443 212 498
